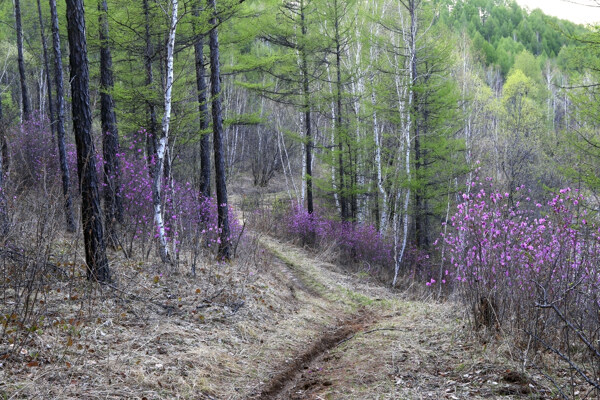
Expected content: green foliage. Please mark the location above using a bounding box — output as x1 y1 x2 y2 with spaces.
439 0 586 77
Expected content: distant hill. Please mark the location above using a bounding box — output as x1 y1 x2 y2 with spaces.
437 0 587 75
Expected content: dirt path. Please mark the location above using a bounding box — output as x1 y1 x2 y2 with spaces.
249 235 548 400
252 309 375 400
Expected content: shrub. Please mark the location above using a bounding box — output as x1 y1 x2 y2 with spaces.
6 117 242 262
440 176 600 394
284 204 393 271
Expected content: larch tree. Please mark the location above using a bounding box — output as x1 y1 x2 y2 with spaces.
320 0 356 221
253 0 322 215
49 0 76 233
36 0 56 136
193 1 211 198
65 0 110 283
98 0 123 247
0 91 7 236
209 0 231 259
143 0 159 169
14 0 31 121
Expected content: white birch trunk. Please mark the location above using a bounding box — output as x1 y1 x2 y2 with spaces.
153 0 177 263
393 4 415 287
326 61 341 213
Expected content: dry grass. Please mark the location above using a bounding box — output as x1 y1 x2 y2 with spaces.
0 230 357 399
0 219 568 400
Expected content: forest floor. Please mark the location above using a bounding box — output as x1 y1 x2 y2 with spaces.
1 173 556 399
0 224 558 399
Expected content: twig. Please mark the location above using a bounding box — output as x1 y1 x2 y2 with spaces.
525 329 600 391
534 281 600 359
232 220 246 258
529 360 569 400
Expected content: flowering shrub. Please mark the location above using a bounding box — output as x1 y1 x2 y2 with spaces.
106 128 242 258
440 176 600 337
7 113 79 189
440 177 600 392
284 204 393 269
7 117 241 259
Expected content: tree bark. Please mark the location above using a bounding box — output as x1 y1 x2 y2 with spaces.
392 4 414 287
49 0 76 233
300 0 313 215
37 0 56 137
14 0 31 121
0 96 7 237
143 0 158 169
98 0 123 247
208 0 231 259
152 0 178 263
332 0 347 221
66 0 110 283
194 2 211 198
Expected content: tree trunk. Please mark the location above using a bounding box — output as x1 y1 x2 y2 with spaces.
14 0 31 121
392 4 414 287
333 0 347 221
151 0 178 263
98 0 123 247
143 0 158 169
37 0 56 137
65 0 110 283
49 0 76 233
208 0 231 259
194 2 211 198
300 0 313 215
409 1 427 249
0 95 7 237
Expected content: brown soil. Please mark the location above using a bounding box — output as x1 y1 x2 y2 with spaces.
250 309 375 400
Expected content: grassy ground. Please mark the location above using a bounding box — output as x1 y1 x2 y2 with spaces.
1 225 555 399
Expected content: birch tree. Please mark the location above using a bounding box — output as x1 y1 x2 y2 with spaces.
152 0 178 263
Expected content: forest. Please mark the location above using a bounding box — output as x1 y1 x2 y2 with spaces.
2 0 600 398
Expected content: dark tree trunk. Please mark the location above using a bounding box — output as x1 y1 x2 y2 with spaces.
194 3 211 199
333 1 346 221
98 0 123 247
208 0 231 259
14 0 31 121
409 1 425 249
143 0 158 170
49 0 76 233
0 96 7 237
0 146 6 237
66 0 110 283
300 0 313 215
37 0 56 137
